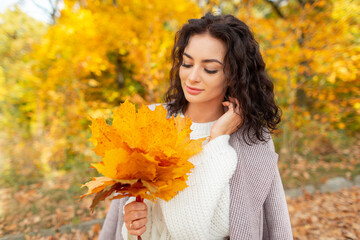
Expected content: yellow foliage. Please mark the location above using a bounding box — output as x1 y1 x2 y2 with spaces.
231 0 359 133
21 0 202 173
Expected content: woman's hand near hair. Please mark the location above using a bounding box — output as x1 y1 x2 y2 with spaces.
123 201 148 236
210 97 243 140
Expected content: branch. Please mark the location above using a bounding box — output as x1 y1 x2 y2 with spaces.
30 0 51 15
265 0 285 19
49 0 62 23
115 53 125 88
297 0 316 8
297 0 305 7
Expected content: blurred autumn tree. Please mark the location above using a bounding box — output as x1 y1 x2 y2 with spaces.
204 0 360 181
0 0 359 187
0 0 202 184
0 7 47 183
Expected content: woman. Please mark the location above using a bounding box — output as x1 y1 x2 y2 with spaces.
99 13 293 239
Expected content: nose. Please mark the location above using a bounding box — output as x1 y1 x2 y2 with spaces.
188 66 201 83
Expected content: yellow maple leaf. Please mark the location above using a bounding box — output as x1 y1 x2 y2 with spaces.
79 176 116 199
80 100 205 212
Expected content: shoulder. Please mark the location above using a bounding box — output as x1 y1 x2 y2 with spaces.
230 126 277 154
230 126 279 179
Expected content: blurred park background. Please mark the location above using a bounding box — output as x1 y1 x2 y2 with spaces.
0 0 359 239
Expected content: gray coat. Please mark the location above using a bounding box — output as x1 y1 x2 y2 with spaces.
98 127 293 240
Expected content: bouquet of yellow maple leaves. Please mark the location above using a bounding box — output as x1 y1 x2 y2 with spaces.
79 100 204 213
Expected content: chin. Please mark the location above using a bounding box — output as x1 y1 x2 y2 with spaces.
184 94 202 103
185 98 208 105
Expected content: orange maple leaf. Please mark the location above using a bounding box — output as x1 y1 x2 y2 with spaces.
79 100 205 212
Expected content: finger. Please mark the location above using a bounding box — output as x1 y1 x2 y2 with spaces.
222 101 234 108
124 202 147 213
124 209 148 222
131 217 148 230
129 225 146 237
229 97 241 114
228 97 239 107
125 220 132 231
222 101 236 114
228 96 236 103
222 101 230 107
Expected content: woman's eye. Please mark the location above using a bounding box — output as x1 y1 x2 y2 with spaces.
181 63 218 74
205 69 218 74
181 63 192 68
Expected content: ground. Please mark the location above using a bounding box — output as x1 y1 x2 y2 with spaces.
0 178 359 239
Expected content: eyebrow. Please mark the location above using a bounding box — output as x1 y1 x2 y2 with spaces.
183 52 224 66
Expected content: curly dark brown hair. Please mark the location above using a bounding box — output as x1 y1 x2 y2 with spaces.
164 13 281 144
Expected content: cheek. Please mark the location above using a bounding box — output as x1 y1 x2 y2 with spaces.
212 76 227 90
179 72 186 90
179 67 187 80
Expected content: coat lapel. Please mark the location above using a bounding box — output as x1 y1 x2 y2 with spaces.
229 128 278 239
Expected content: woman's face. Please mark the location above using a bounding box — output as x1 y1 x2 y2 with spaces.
180 33 228 106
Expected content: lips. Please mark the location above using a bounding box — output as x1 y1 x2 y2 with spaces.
186 85 203 95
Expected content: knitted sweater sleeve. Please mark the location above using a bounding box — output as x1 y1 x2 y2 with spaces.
160 135 237 239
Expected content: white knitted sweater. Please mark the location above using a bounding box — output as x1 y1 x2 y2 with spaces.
122 120 238 240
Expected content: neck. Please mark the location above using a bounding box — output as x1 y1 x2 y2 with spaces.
184 102 224 123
